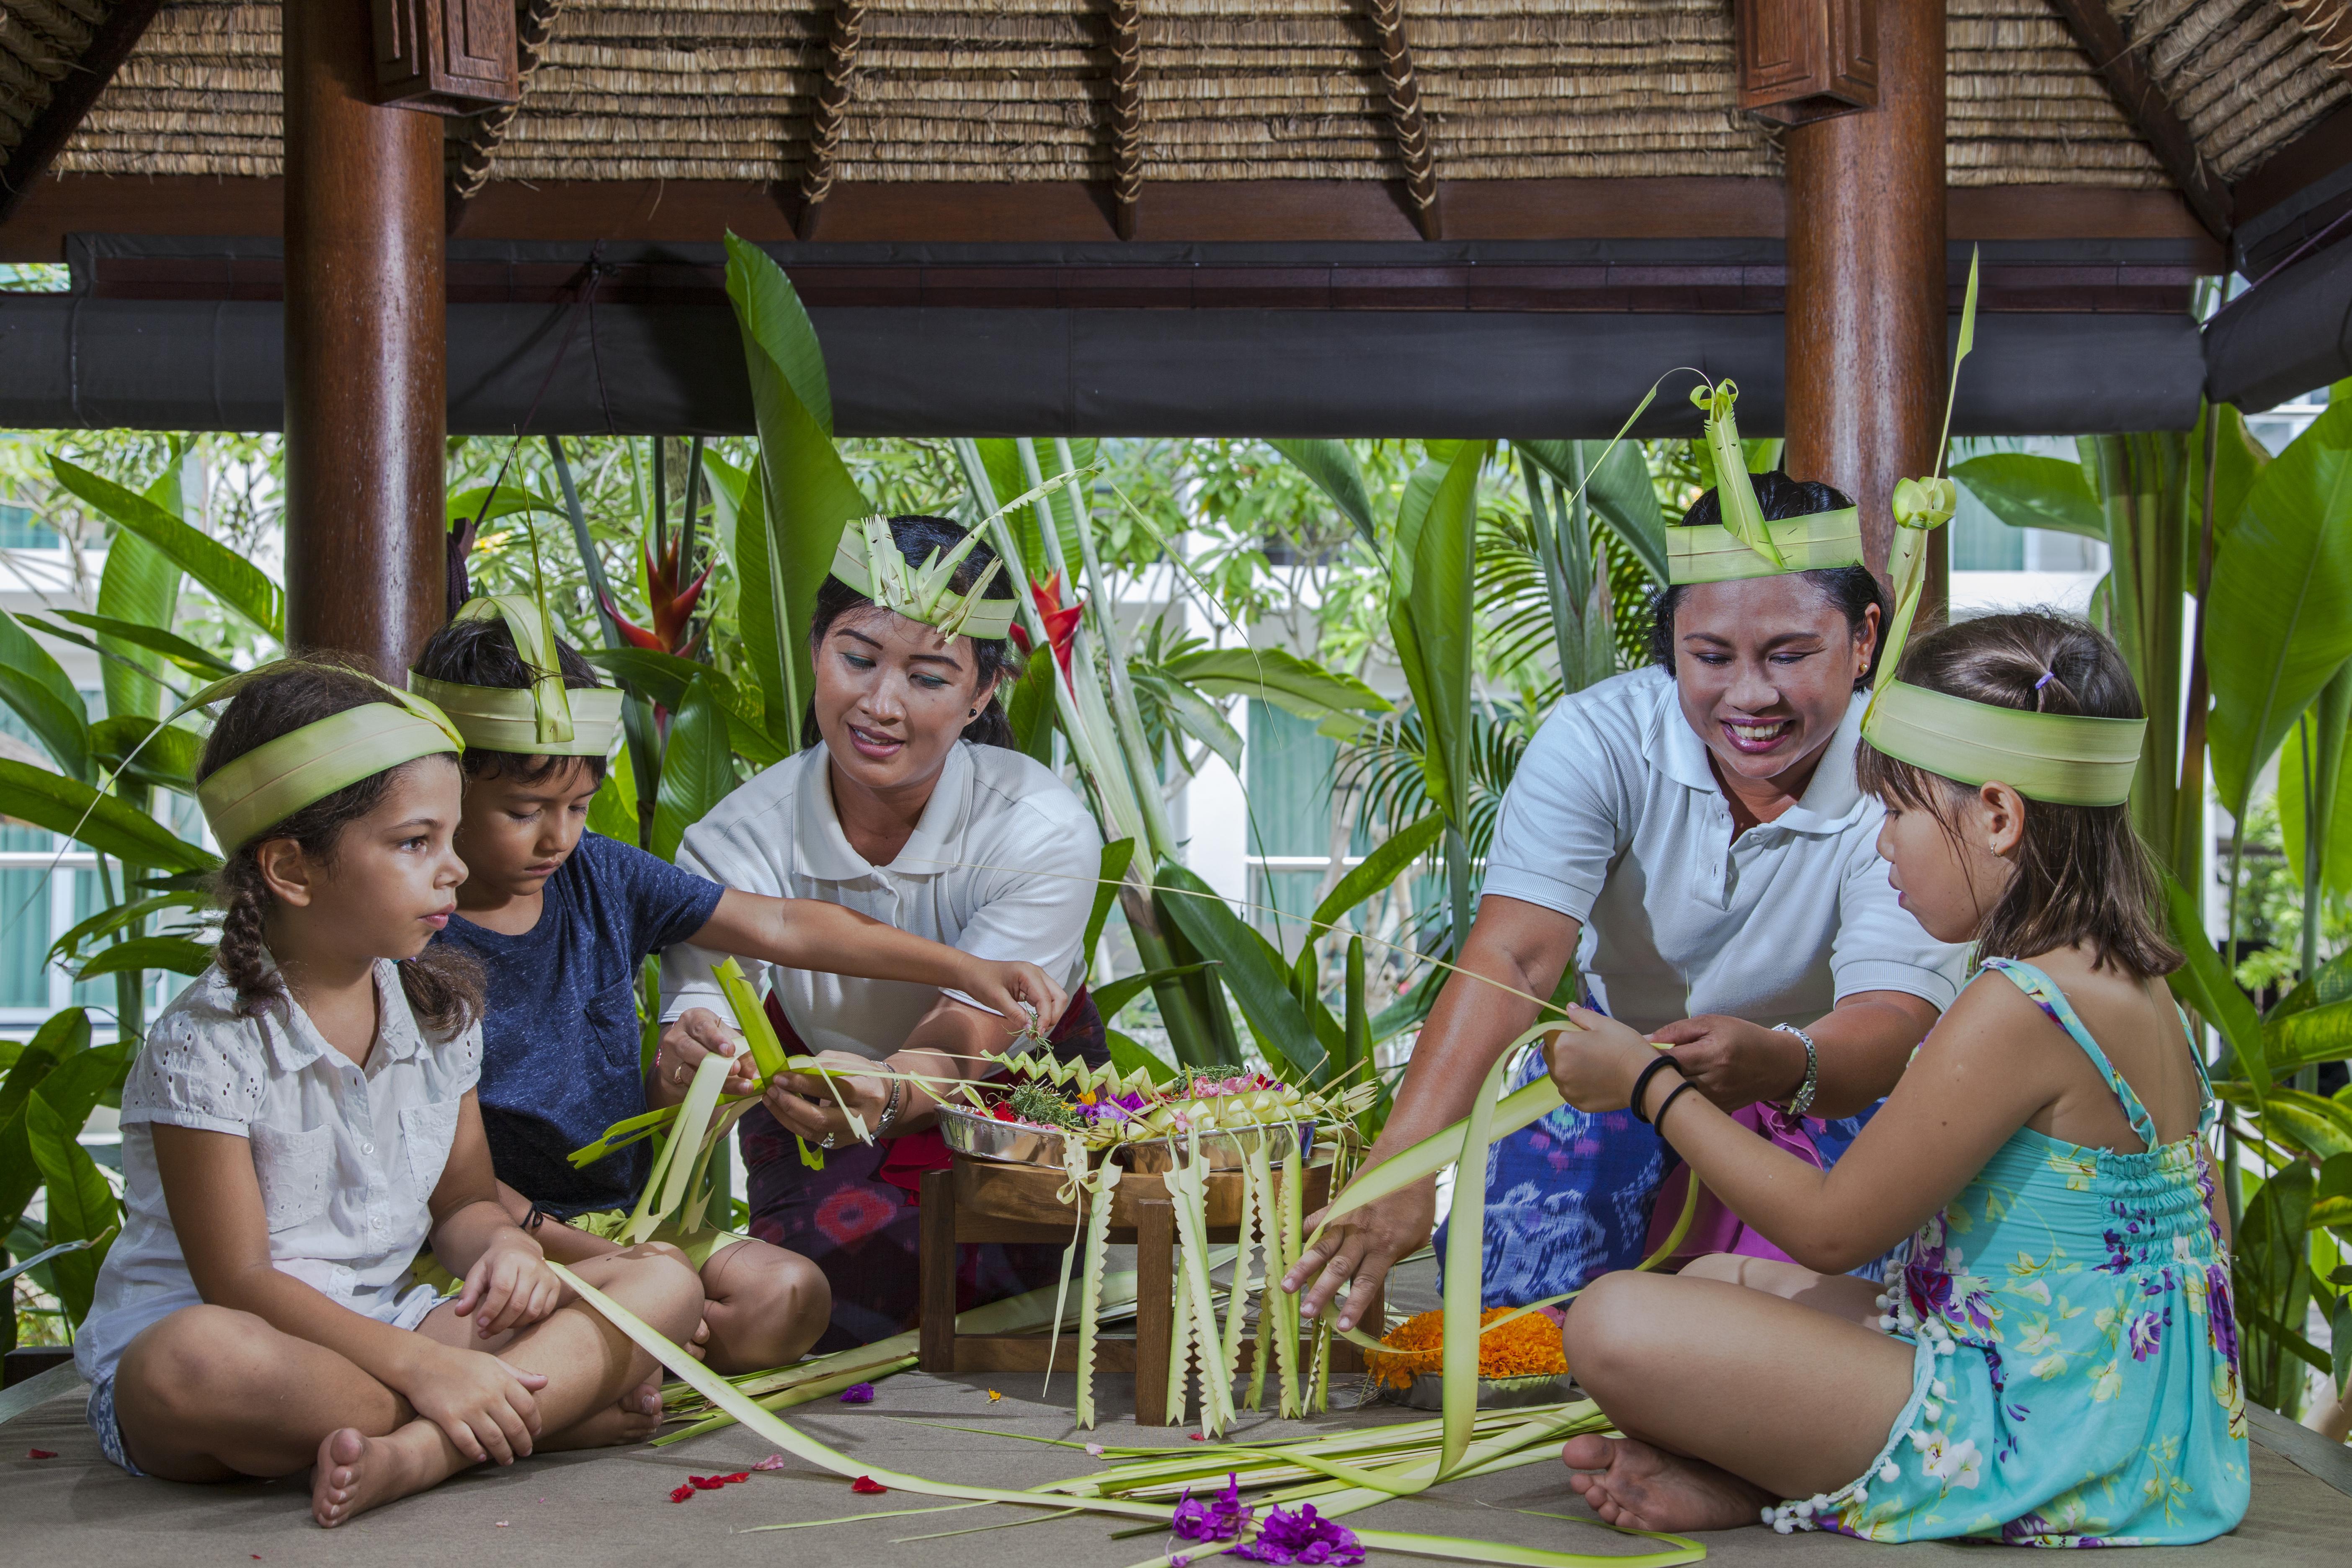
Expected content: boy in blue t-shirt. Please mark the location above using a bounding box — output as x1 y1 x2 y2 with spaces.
415 607 1064 1371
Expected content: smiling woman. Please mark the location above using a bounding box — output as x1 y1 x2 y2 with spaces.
657 514 1110 1351
1287 463 1970 1331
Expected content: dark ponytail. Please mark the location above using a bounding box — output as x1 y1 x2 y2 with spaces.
196 658 483 1036
800 513 1025 751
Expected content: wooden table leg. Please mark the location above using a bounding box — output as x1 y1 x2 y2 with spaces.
919 1167 957 1373
1133 1197 1174 1426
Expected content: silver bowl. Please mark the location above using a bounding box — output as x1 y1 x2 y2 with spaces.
1117 1120 1315 1173
934 1104 1096 1170
1397 1372 1583 1411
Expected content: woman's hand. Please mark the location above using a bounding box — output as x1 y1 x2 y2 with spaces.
1545 1005 1668 1113
1282 1179 1438 1331
763 1049 891 1147
953 957 1069 1036
653 1008 762 1101
451 1228 563 1339
403 1340 548 1465
1648 1013 1805 1112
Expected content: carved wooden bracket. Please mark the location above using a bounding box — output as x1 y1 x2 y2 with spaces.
1734 0 1877 127
372 0 521 116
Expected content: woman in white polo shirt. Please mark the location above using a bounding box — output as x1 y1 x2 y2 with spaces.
654 515 1104 1350
1286 458 1968 1330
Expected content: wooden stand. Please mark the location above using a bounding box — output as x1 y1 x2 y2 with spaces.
919 1153 1375 1425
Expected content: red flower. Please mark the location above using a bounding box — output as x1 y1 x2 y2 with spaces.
1008 572 1084 679
990 1102 1019 1123
26 1449 56 1459
669 1483 696 1503
851 1475 889 1494
598 532 712 661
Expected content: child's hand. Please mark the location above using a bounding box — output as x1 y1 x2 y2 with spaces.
1544 1004 1671 1113
407 1341 548 1465
655 1008 761 1098
453 1229 563 1338
957 957 1069 1035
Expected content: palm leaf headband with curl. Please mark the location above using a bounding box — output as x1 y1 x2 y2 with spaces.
407 509 623 758
1857 250 2148 807
1665 380 1865 585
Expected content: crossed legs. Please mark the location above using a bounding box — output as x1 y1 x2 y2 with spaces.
109 1244 703 1527
1558 1254 1913 1532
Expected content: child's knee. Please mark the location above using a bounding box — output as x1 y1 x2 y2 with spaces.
121 1305 283 1417
607 1245 706 1333
716 1242 829 1317
1561 1271 1662 1384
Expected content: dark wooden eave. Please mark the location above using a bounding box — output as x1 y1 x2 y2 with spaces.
2046 0 2234 247
0 175 2223 263
0 0 162 226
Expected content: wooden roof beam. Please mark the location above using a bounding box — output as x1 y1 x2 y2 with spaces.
0 0 162 227
1364 0 1441 241
1106 0 1143 240
795 0 868 242
2046 0 2232 246
447 1 565 234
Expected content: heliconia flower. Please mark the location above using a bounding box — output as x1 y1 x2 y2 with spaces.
1007 572 1084 678
1235 1503 1366 1565
851 1475 888 1495
597 590 668 652
839 1382 876 1404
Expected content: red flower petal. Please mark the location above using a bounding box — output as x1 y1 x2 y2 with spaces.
669 1484 696 1503
689 1474 728 1490
26 1449 55 1459
720 1473 750 1485
851 1475 888 1494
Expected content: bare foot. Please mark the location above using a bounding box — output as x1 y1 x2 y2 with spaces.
540 1381 664 1452
1560 1433 1774 1532
312 1426 439 1529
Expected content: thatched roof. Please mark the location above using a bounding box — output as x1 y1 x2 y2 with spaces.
3 1 2345 200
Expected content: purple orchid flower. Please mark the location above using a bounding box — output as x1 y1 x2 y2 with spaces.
1235 1504 1365 1566
1171 1473 1251 1543
839 1382 876 1404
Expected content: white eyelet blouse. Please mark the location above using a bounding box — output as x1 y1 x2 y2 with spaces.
73 960 482 1388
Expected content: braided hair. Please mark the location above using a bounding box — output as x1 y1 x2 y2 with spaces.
196 658 483 1032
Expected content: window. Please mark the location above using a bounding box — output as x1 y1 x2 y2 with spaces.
0 502 58 551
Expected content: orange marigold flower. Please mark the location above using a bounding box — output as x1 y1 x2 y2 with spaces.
1361 1307 1568 1391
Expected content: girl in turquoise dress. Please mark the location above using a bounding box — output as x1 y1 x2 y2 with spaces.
1542 609 2249 1546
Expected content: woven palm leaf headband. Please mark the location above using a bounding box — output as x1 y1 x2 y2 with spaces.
408 596 623 757
192 670 464 851
824 464 1102 642
1665 379 1863 585
1857 250 2146 807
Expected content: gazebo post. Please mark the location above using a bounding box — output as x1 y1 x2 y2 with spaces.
281 0 448 674
1783 0 1947 604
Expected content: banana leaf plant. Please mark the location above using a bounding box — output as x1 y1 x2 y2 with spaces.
0 449 275 1342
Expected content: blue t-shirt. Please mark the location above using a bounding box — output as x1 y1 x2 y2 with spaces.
436 831 725 1217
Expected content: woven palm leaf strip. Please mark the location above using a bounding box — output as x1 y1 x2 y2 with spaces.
1364 0 1440 237
796 0 867 235
1105 0 1143 237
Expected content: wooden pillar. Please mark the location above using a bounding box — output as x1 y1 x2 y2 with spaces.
1782 0 1945 601
283 0 446 675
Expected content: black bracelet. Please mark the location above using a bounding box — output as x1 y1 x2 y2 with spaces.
1628 1057 1682 1126
1651 1081 1699 1137
521 1202 550 1232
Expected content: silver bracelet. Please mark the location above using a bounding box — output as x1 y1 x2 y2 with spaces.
1774 1023 1819 1118
875 1072 906 1137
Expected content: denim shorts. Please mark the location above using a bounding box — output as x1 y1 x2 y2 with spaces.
86 1374 144 1477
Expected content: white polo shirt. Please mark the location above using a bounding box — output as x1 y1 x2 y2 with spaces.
1483 666 1967 1034
76 960 480 1387
659 740 1101 1059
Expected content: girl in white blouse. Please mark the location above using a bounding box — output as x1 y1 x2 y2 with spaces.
77 661 703 1528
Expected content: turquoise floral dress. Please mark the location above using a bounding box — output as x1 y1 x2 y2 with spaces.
1768 959 2249 1546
